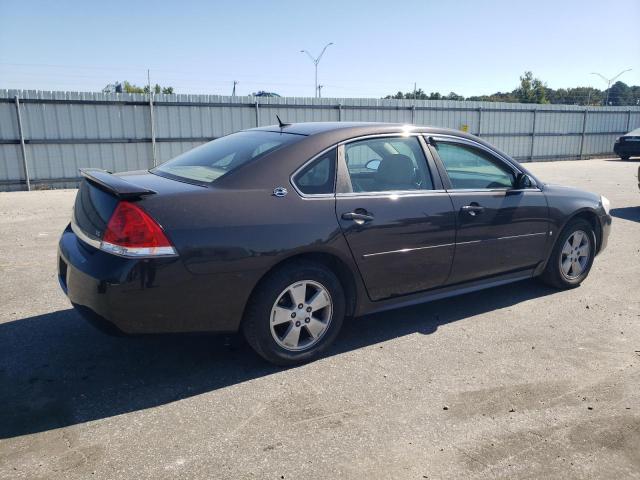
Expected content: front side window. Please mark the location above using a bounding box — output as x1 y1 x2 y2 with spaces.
344 137 433 193
434 142 515 189
153 131 302 184
293 148 336 195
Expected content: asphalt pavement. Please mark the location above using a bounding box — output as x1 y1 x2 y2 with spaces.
0 158 639 479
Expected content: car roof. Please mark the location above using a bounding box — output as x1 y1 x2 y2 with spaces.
219 121 539 188
248 121 477 141
625 127 640 136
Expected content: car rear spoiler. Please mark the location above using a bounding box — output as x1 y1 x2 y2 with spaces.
79 168 156 198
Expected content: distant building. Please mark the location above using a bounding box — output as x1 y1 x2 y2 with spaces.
102 82 123 94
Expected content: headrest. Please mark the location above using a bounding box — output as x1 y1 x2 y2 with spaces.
375 154 415 185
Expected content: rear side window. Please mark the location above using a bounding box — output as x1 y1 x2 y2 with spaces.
293 148 336 195
153 131 302 184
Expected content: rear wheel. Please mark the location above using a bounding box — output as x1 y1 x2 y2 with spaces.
242 261 345 366
539 219 595 289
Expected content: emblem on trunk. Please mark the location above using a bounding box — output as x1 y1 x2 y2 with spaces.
273 187 288 197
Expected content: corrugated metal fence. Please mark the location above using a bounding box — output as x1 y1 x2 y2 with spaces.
1 89 639 191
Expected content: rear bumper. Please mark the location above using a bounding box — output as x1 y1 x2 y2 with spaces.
57 224 250 334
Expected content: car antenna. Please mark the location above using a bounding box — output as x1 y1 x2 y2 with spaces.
276 114 291 129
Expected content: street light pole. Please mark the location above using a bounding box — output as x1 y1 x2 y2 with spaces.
590 69 632 105
301 42 333 98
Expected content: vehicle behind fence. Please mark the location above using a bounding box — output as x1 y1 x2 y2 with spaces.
1 89 639 191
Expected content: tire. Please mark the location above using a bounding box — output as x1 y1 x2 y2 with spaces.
621 156 630 161
539 219 596 289
242 261 345 366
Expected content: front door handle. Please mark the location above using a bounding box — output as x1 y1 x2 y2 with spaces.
342 210 374 224
461 204 485 216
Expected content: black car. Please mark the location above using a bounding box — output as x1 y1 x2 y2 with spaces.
614 127 640 160
58 122 612 365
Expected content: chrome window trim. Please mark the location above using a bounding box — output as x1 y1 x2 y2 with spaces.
336 189 448 199
337 131 424 146
290 131 540 197
426 134 522 171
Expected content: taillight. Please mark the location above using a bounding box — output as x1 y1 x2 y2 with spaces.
100 201 177 257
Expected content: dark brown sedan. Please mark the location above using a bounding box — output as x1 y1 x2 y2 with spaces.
58 122 612 365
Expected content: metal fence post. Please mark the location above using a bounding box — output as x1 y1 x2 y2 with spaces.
530 109 537 161
579 109 588 159
627 109 632 132
149 94 157 167
477 107 483 136
411 105 416 124
337 103 342 121
14 95 31 191
255 101 260 127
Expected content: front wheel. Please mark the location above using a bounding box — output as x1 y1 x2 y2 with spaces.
242 261 345 366
539 219 596 289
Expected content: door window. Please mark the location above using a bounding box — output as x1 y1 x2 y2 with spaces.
434 142 515 189
344 137 433 192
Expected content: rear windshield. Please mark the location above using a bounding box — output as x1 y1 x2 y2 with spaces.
152 131 302 184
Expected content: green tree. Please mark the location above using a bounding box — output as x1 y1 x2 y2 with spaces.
605 81 632 106
106 81 175 94
123 81 145 94
383 72 640 105
547 87 602 106
515 71 548 104
444 92 464 101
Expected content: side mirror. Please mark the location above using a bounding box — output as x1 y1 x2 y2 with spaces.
365 159 381 171
514 173 532 189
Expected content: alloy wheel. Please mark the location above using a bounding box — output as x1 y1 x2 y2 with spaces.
559 230 591 280
270 280 333 351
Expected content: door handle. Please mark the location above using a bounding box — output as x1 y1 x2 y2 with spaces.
342 210 374 223
461 204 484 216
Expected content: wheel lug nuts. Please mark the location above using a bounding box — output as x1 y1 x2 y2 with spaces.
306 307 312 312
298 304 303 309
291 312 296 318
305 317 310 323
295 321 301 327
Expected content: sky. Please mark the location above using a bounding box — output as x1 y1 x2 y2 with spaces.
1 0 639 98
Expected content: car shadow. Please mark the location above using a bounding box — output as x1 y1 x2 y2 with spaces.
604 157 640 162
610 206 640 223
0 279 557 439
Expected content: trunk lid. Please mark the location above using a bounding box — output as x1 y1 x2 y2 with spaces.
72 169 204 242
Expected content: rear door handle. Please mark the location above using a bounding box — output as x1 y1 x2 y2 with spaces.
461 204 484 216
342 210 374 224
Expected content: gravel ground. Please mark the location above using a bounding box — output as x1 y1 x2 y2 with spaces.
0 158 639 479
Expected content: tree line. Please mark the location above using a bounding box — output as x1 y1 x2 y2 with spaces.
385 72 640 106
103 81 174 95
